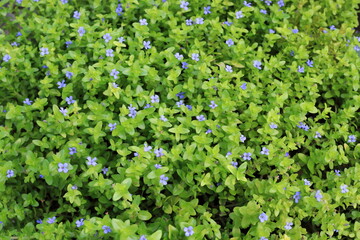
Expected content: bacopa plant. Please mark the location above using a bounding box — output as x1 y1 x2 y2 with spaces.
0 0 359 239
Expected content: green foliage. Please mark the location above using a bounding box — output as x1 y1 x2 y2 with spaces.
0 0 360 239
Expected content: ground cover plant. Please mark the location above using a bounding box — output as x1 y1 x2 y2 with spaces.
0 0 360 239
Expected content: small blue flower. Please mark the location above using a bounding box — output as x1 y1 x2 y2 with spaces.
16 31 22 36
57 80 66 89
143 41 151 49
176 92 186 99
76 218 84 227
260 237 269 240
297 66 305 73
154 164 162 169
293 191 301 203
243 1 252 7
11 42 19 46
180 1 189 10
225 65 233 72
185 19 193 26
160 174 169 185
151 95 160 103
160 115 168 122
115 4 123 15
209 101 218 109
240 135 246 142
102 167 109 174
231 161 238 167
195 18 204 24
269 123 278 129
196 115 206 121
143 104 152 109
315 190 323 202
297 122 309 131
186 105 192 110
314 132 322 138
102 225 111 234
154 148 164 157
47 217 56 224
306 59 314 67
226 39 234 47
348 135 356 143
65 71 73 79
277 0 285 7
334 169 341 176
23 98 33 105
58 163 69 173
184 226 194 236
284 222 293 230
73 11 81 19
78 27 85 37
106 49 114 57
65 96 75 105
260 147 269 155
6 170 15 178
181 62 188 69
292 29 299 34
235 11 244 19
139 235 147 240
128 104 137 118
69 147 77 155
60 0 68 4
329 25 336 30
36 219 43 224
144 144 152 152
174 52 183 60
40 47 49 56
223 21 233 26
304 179 311 185
259 212 268 222
269 29 275 33
108 123 117 131
242 152 252 160
340 184 349 193
65 41 73 48
103 33 112 43
118 37 125 43
86 157 97 166
110 69 119 79
204 6 211 14
240 83 247 90
191 53 199 61
139 19 148 25
260 9 267 14
226 152 232 157
253 60 262 69
205 129 212 134
265 0 272 5
71 185 78 190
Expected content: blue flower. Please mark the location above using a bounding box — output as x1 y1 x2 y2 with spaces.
284 222 293 230
174 53 183 60
86 157 97 166
297 66 305 73
102 167 109 174
47 217 56 224
269 29 275 33
243 1 252 7
11 42 19 46
106 49 114 57
205 129 212 134
73 11 81 19
154 148 165 157
186 105 192 110
225 65 233 72
102 225 111 234
58 163 69 173
315 190 323 202
57 80 66 89
139 19 148 25
181 62 189 69
69 147 77 155
314 132 322 138
259 212 268 222
65 41 73 48
235 11 244 19
65 71 73 79
297 122 309 131
334 169 341 176
6 170 14 178
176 92 186 99
180 1 189 10
240 83 247 90
265 0 272 5
196 115 206 121
78 27 85 37
71 185 78 190
253 60 262 69
226 39 234 47
40 47 49 56
103 33 112 43
277 0 285 7
292 29 299 34
108 123 117 131
293 191 301 203
151 95 160 103
184 226 194 236
65 96 75 105
118 37 125 43
329 25 336 30
16 31 22 36
348 135 356 143
60 0 68 4
240 135 246 142
191 53 199 61
226 152 232 157
160 174 169 185
116 4 123 15
59 107 68 116
260 237 269 240
185 19 193 26
143 41 151 49
209 101 218 109
143 103 152 109
231 161 238 167
306 59 314 67
195 18 204 24
260 9 267 14
304 179 311 185
76 218 84 227
139 235 147 240
154 164 162 169
110 69 119 79
36 219 42 224
223 21 233 26
340 184 349 193
128 104 137 118
2 54 11 62
260 147 269 155
160 115 168 122
269 123 278 129
242 152 252 160
204 6 211 14
144 144 152 152
23 98 33 105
